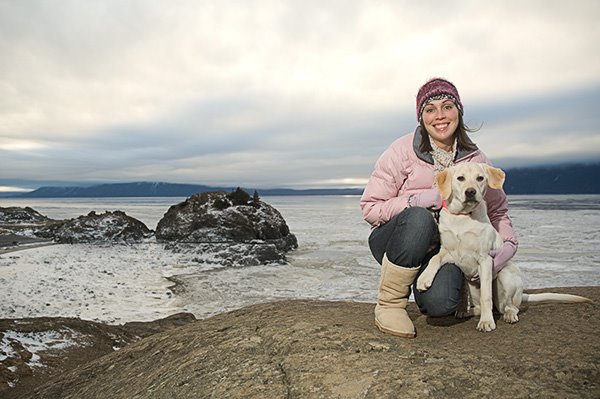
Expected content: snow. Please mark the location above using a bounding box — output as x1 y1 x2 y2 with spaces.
1 328 84 367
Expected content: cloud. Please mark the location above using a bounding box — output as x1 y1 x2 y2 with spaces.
0 1 599 188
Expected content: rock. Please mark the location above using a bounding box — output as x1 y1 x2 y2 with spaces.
1 208 153 250
47 211 153 244
6 287 599 399
156 191 298 265
0 207 50 225
0 208 58 249
0 313 196 397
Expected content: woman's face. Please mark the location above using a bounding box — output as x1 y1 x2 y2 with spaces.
421 99 459 150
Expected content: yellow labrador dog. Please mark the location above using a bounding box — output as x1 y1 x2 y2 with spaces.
416 162 591 332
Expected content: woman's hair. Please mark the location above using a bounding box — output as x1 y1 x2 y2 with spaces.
418 113 479 153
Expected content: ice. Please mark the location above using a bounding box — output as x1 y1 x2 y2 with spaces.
0 242 184 324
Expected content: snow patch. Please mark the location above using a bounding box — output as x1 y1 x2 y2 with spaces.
1 328 85 368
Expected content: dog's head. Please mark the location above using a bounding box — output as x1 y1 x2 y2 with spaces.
436 163 505 213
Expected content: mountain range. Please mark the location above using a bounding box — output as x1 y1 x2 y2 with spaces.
3 163 600 197
5 182 363 198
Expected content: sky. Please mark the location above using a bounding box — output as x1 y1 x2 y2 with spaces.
1 0 599 191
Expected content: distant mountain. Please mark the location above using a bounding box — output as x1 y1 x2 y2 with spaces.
17 182 222 198
7 163 600 198
502 163 600 194
15 182 363 198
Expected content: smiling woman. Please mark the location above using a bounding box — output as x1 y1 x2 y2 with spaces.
360 77 518 339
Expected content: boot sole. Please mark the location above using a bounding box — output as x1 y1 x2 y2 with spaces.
375 320 416 338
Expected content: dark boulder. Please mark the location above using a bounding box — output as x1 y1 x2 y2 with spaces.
156 191 297 265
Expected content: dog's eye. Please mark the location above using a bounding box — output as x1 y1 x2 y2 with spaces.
457 176 465 182
476 176 484 182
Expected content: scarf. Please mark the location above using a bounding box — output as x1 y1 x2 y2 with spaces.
430 138 457 179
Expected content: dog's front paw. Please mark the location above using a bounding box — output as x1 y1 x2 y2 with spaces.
476 318 496 332
416 272 434 291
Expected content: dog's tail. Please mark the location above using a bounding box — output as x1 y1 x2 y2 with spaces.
522 293 592 304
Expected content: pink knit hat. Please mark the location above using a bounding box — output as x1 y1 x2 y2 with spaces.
416 78 463 122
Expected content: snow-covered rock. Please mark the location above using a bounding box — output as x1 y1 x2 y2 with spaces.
156 191 298 265
0 206 58 242
0 207 50 225
49 211 153 244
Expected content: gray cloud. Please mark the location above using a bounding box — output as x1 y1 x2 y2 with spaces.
1 1 599 189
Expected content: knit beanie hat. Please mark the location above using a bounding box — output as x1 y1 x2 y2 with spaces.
416 78 463 122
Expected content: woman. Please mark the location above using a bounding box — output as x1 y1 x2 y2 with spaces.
360 78 518 338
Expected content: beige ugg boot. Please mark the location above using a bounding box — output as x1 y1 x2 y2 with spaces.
374 254 419 338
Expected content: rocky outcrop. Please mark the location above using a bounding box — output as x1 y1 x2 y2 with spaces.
0 208 152 245
0 207 50 225
0 207 58 249
43 211 153 244
4 287 599 399
1 196 296 264
156 190 298 265
0 313 196 397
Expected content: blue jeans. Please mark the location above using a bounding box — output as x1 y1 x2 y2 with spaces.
369 207 463 317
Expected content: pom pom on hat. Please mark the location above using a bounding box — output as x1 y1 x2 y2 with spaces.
416 78 463 122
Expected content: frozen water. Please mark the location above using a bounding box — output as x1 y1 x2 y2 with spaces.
0 195 598 324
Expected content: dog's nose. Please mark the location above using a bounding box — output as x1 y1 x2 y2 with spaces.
465 188 476 198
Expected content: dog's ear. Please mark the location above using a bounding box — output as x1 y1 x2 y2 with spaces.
436 169 452 200
485 165 506 189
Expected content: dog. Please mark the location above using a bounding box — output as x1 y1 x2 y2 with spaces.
416 162 591 332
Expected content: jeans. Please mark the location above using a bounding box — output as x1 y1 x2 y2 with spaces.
368 207 463 317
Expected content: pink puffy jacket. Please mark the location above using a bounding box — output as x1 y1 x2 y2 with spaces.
360 130 518 245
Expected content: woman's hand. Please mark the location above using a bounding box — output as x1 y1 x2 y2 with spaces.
470 241 517 283
409 188 442 210
490 241 517 275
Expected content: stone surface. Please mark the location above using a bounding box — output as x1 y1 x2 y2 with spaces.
5 286 598 399
0 313 196 397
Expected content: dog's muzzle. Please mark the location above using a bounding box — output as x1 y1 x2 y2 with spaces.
465 188 477 201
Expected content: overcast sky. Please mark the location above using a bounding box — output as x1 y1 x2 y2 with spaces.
1 0 599 191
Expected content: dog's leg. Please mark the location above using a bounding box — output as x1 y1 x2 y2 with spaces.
496 263 521 323
476 256 496 332
416 251 446 292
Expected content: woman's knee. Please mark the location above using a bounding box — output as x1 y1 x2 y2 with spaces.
386 208 438 266
369 207 439 266
414 263 463 317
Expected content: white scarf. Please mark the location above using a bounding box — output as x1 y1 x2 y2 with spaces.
430 138 457 178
